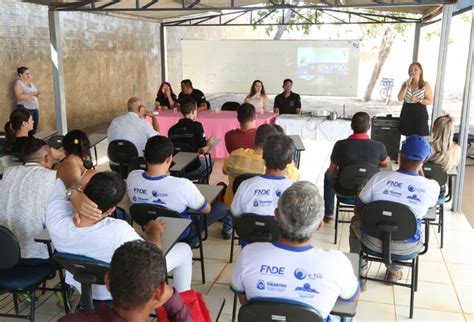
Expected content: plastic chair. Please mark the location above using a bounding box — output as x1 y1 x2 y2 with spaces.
47 135 65 149
0 226 69 321
221 101 240 111
127 156 147 174
360 201 425 319
230 214 280 321
129 203 207 284
422 162 448 248
53 252 110 312
107 140 138 179
229 173 261 263
333 163 380 244
238 298 324 322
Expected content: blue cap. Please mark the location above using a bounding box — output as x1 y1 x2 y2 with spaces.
401 135 431 161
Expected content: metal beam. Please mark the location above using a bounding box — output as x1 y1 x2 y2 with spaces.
453 5 474 212
48 10 68 135
431 4 453 123
412 21 421 61
160 24 168 82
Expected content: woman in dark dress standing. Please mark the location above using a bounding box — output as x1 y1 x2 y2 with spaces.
397 62 433 136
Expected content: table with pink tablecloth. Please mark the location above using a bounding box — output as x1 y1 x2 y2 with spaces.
146 110 278 158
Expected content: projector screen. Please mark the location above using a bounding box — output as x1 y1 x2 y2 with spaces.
181 40 360 96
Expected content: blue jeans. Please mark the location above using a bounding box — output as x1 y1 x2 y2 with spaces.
29 108 39 136
324 172 336 218
183 201 228 245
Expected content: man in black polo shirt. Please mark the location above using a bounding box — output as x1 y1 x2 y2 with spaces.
169 96 213 180
273 79 302 115
178 79 208 111
323 112 389 223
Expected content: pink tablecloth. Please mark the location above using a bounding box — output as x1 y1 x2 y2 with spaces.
146 110 278 158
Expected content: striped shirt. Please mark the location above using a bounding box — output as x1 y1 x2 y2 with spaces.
404 86 425 104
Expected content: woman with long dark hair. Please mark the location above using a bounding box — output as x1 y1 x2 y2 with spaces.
244 80 270 113
155 82 177 110
14 67 40 135
3 108 34 155
397 62 433 137
55 130 95 189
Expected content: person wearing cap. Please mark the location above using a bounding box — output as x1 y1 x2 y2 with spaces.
349 135 440 284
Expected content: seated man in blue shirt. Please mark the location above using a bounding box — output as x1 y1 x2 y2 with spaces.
127 135 228 244
59 240 192 322
231 181 360 321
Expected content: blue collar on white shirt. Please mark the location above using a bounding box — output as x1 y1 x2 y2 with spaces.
397 169 419 176
272 242 313 252
142 173 167 181
260 175 286 180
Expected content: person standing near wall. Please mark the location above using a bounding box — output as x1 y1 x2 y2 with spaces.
14 67 40 135
397 62 433 137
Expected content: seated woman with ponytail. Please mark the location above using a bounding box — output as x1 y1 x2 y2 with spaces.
3 108 34 155
55 130 95 189
430 115 461 172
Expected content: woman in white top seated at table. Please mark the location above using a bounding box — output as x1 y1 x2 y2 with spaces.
244 80 270 113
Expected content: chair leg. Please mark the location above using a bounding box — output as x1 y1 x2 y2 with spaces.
13 293 19 314
410 258 416 319
229 228 235 263
29 290 36 322
440 205 444 249
334 200 340 244
58 268 71 314
197 218 206 284
414 257 419 292
41 281 46 295
232 293 237 322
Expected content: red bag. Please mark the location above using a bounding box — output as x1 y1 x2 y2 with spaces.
156 290 212 322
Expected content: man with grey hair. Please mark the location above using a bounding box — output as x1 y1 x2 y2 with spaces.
231 181 360 320
107 96 160 157
0 138 101 260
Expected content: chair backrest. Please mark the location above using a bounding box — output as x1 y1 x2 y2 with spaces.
234 214 280 243
130 203 181 227
221 101 240 111
127 156 147 174
48 135 65 149
2 153 23 167
0 132 6 156
107 140 139 164
53 252 110 311
232 173 260 194
238 298 324 322
361 200 417 265
0 226 21 270
336 163 380 195
422 162 448 187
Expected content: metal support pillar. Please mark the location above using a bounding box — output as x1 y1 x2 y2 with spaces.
160 24 168 82
412 22 421 62
431 4 454 123
48 10 68 135
453 6 474 213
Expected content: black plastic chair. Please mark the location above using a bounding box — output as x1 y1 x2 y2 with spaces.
129 203 207 284
172 141 211 184
47 135 65 149
107 140 138 179
333 163 380 244
238 298 324 322
229 173 261 263
0 226 69 321
231 214 280 321
0 132 6 156
127 156 147 174
360 200 425 319
221 101 240 111
53 252 110 312
422 162 448 248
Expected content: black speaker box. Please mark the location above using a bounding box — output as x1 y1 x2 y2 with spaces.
371 116 400 161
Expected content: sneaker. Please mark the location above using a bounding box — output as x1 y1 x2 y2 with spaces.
221 231 232 240
323 216 334 224
386 270 403 283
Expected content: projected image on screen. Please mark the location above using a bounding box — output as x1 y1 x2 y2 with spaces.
297 47 349 87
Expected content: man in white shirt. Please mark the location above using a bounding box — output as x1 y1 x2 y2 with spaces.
231 181 360 320
0 138 100 260
231 134 296 217
46 171 192 302
350 135 440 282
107 97 160 156
127 135 227 244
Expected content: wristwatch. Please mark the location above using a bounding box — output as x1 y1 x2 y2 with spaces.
65 187 81 200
